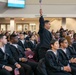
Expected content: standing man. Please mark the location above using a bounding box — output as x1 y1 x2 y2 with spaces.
38 9 52 60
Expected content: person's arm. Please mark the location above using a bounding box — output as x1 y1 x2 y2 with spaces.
0 64 6 69
39 9 44 32
7 52 19 66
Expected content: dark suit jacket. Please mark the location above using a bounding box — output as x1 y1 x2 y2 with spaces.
37 58 48 75
17 39 28 51
9 44 26 62
72 42 76 52
58 49 69 66
67 46 76 58
58 48 76 71
27 40 37 51
45 50 64 75
58 46 76 61
38 16 52 49
0 44 16 69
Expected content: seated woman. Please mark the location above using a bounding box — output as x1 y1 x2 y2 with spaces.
58 38 76 75
45 39 72 75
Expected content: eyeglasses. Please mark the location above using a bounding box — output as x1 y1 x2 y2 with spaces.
63 42 68 44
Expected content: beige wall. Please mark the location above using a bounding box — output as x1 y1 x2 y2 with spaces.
66 18 76 32
0 18 76 32
50 18 76 32
50 20 62 32
0 0 76 32
0 19 39 32
1 0 76 17
1 0 76 4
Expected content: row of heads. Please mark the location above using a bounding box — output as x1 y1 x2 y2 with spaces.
50 38 70 50
0 34 21 44
0 33 73 49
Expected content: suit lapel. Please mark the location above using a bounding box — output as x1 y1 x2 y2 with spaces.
61 49 69 60
0 45 7 54
31 41 36 48
11 45 20 54
2 45 8 60
50 51 58 63
17 45 23 54
0 48 4 54
5 45 8 53
20 41 25 49
66 48 70 59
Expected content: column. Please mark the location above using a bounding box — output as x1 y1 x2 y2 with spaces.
10 18 16 33
62 18 66 30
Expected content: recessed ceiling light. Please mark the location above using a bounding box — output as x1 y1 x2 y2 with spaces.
21 18 25 20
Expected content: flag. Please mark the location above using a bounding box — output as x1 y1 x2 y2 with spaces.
14 68 20 75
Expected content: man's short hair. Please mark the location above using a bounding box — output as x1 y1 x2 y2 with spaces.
10 34 17 40
0 34 4 39
44 20 50 25
19 32 25 35
73 33 76 38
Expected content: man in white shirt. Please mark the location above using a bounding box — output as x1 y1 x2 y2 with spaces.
18 32 31 51
0 34 25 75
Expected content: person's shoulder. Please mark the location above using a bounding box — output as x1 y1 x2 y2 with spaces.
45 50 55 59
46 29 51 33
6 43 12 48
46 50 53 55
67 46 74 51
58 49 62 51
17 44 22 48
72 42 76 45
18 45 24 50
6 43 10 46
9 44 14 49
57 49 63 53
39 15 44 19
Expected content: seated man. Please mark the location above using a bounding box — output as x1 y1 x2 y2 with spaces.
9 34 38 75
18 32 31 51
18 33 36 61
54 32 60 40
27 34 37 51
0 34 25 75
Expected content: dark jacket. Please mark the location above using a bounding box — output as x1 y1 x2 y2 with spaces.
17 39 28 51
0 44 16 69
37 58 48 75
58 49 70 66
45 50 64 75
58 47 76 71
38 16 52 49
27 40 37 51
9 44 26 62
72 42 76 52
